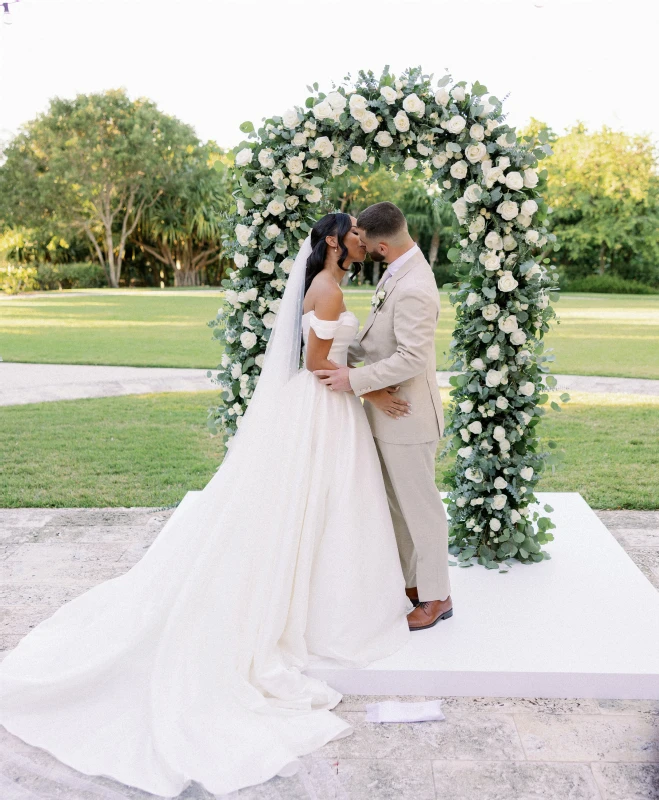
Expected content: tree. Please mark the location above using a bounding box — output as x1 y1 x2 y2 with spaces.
0 89 198 287
535 122 659 284
136 145 234 286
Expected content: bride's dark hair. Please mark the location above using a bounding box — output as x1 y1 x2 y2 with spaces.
304 212 353 296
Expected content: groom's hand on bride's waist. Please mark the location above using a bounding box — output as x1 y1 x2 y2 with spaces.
314 362 353 393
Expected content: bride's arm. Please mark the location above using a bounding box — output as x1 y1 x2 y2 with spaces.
305 288 344 373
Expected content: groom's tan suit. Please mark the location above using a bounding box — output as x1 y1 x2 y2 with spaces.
348 246 451 602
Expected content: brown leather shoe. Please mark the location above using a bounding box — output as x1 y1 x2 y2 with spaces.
405 587 420 607
407 597 453 631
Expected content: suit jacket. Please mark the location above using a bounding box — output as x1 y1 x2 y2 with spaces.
348 249 444 445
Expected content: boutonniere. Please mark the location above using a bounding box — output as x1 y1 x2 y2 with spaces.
371 289 387 312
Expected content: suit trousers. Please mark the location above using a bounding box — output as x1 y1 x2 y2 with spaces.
374 438 451 602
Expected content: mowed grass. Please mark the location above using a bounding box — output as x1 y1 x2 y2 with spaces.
0 389 657 509
1 289 658 378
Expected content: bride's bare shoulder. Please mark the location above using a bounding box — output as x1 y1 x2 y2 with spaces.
304 273 344 317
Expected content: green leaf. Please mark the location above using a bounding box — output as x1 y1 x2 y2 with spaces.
447 247 460 262
305 97 315 109
544 504 554 512
560 393 571 403
239 121 254 134
550 401 561 412
437 75 451 88
456 373 469 387
545 375 557 388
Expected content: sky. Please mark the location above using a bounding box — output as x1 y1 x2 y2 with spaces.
0 0 657 150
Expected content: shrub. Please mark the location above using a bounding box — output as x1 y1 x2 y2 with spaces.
35 262 106 290
0 264 39 294
563 274 659 295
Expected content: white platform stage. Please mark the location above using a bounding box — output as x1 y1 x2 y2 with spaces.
303 493 659 699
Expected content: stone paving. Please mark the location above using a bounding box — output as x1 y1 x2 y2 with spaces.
2 362 659 407
0 507 658 800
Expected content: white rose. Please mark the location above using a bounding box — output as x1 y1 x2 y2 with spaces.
403 92 425 116
484 231 503 250
465 143 487 163
492 495 507 510
331 159 347 176
360 111 379 133
257 148 275 169
516 349 531 363
510 509 521 524
466 292 480 307
283 108 300 129
452 197 468 224
523 169 539 188
471 358 486 371
481 303 500 321
510 329 527 346
292 132 307 147
417 142 431 157
498 156 511 170
380 85 397 104
450 160 468 179
271 168 285 187
498 315 518 333
404 156 418 171
231 363 243 380
464 184 482 203
456 497 467 507
503 234 518 251
521 199 539 217
465 467 484 483
459 399 474 413
262 312 277 329
255 353 265 368
264 224 280 240
470 123 485 141
486 369 503 387
393 110 410 132
520 466 534 480
497 200 519 221
537 292 549 309
235 224 253 246
313 136 335 158
504 171 524 191
497 133 515 148
306 186 322 203
499 438 511 452
489 518 502 531
496 396 509 410
312 99 334 121
494 476 507 490
516 213 532 228
349 93 368 114
235 147 253 167
243 287 258 302
432 152 448 169
486 344 500 360
492 426 506 441
285 195 299 210
460 428 470 442
326 91 346 111
266 199 285 216
483 166 504 188
306 158 319 169
498 271 519 292
467 421 483 434
482 252 501 271
240 330 257 350
458 446 473 459
447 115 466 134
525 263 542 279
286 155 305 175
281 257 295 274
435 88 450 106
375 130 393 147
257 259 275 274
519 382 535 397
451 86 466 102
234 252 248 269
350 146 368 164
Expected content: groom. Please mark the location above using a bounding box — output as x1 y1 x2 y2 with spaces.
314 201 452 631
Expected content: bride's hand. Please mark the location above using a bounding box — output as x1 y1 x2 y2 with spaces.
363 386 411 419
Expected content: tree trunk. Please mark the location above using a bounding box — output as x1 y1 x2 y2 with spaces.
174 269 201 287
429 230 440 269
598 242 607 275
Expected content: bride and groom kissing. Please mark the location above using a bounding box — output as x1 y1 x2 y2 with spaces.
0 201 453 796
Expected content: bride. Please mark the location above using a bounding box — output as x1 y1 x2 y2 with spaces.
0 212 415 797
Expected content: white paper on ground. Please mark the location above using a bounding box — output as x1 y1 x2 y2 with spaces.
364 699 446 723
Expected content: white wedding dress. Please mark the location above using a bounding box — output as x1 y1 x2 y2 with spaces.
0 238 413 797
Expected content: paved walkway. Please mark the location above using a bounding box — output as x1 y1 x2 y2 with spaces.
2 362 658 407
0 507 657 799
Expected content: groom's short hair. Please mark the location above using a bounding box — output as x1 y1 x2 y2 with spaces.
357 202 407 239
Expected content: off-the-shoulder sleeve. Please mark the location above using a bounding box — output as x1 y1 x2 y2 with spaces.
308 312 343 340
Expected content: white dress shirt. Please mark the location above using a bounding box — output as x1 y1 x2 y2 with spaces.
377 243 420 290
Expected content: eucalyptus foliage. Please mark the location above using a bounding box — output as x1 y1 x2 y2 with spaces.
209 66 564 566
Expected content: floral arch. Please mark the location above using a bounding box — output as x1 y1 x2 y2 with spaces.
209 66 562 567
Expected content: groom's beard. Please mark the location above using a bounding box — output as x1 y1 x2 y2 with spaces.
367 249 386 263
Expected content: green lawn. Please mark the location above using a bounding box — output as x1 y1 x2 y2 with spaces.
1 289 658 378
1 390 657 510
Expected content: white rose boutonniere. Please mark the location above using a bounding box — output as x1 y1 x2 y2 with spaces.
371 288 387 311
